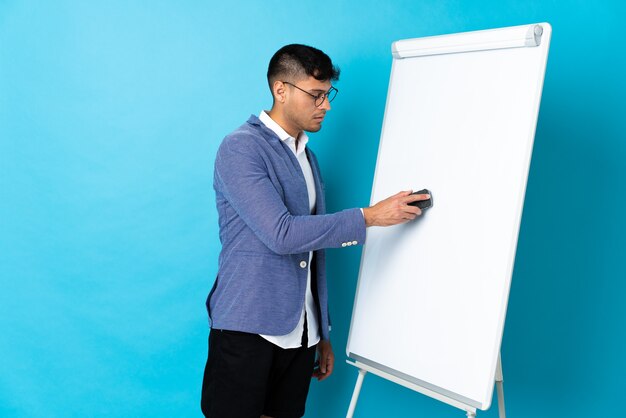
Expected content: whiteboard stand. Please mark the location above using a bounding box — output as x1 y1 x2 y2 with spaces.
495 352 506 418
346 353 506 418
346 368 366 418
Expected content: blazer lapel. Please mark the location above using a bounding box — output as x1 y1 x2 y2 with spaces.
248 116 314 216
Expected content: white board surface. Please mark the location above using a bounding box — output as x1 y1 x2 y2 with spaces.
346 23 551 410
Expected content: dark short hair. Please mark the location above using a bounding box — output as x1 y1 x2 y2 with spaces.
267 44 340 92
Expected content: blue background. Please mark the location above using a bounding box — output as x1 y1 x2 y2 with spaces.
1 1 624 417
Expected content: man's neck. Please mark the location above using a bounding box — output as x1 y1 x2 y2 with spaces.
267 109 302 141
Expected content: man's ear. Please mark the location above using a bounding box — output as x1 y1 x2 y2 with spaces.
273 80 286 104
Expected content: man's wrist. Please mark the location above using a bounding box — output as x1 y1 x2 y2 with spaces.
362 207 372 227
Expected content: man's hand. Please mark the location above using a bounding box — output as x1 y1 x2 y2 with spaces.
363 190 430 227
312 340 334 381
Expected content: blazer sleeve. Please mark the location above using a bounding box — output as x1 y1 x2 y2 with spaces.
214 135 366 255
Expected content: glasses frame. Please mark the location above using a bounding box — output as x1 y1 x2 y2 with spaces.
281 81 338 107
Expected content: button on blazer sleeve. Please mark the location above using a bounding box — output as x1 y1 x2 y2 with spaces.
214 133 366 255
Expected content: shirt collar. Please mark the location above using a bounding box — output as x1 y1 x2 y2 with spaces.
259 111 309 155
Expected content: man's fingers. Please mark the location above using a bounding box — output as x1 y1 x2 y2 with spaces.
404 205 421 215
317 357 334 381
405 212 418 220
392 190 413 199
326 356 334 375
405 193 430 203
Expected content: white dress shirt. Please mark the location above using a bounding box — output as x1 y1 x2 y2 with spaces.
258 111 321 349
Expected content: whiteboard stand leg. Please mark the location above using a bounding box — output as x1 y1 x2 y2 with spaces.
346 369 367 418
466 411 476 418
495 352 506 418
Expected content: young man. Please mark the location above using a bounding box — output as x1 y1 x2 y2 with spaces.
201 44 428 418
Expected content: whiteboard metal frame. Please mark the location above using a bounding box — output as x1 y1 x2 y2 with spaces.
392 24 544 59
345 354 505 418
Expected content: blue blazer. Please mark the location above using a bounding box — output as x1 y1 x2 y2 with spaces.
207 115 366 340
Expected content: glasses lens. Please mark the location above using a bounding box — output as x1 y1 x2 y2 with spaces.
315 94 325 107
315 88 338 107
327 87 337 103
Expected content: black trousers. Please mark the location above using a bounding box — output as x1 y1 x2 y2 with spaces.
201 329 317 418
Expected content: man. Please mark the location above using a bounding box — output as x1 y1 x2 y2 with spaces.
201 44 429 418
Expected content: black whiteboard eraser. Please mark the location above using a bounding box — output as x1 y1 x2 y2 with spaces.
408 189 433 210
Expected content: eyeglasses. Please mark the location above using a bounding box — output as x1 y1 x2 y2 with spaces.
282 81 338 107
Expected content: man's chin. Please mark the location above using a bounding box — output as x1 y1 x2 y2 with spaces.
306 123 323 133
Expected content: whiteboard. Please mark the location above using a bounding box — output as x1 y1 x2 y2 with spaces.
346 23 551 410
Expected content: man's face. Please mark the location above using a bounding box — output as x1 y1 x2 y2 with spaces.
282 76 333 135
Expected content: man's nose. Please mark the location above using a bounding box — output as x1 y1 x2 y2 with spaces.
319 97 331 111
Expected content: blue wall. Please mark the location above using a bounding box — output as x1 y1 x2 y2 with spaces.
1 1 624 417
